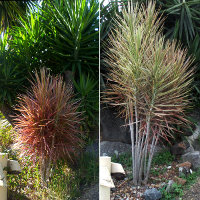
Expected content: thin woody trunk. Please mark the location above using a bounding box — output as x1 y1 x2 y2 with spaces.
40 133 55 185
129 111 159 185
0 103 16 126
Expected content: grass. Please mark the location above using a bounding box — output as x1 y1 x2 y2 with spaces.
0 113 98 200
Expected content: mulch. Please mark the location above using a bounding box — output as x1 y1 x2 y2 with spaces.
111 161 180 200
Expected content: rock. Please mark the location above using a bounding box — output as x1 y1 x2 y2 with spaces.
182 151 200 170
184 145 194 154
177 161 192 169
100 106 131 144
173 176 186 185
114 150 119 157
148 145 167 155
187 122 200 145
179 167 185 177
7 160 21 174
143 188 162 200
100 141 131 157
192 140 200 151
170 141 189 156
166 180 175 193
100 141 166 157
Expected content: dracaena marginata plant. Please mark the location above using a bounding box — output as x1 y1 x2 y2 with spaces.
14 68 83 184
104 1 194 185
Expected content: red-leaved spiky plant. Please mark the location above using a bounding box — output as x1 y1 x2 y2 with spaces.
14 68 83 183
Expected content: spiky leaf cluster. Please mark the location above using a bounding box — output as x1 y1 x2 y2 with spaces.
14 68 83 162
105 2 194 141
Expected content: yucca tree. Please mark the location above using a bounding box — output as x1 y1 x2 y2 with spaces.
44 0 99 77
156 0 200 46
104 1 194 185
0 1 36 33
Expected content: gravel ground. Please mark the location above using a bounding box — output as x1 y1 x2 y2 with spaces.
182 177 200 200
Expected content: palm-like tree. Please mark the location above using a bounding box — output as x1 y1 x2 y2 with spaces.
44 0 99 77
0 1 35 33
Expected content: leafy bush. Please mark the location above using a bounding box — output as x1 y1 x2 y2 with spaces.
14 68 83 182
73 73 99 132
112 153 132 169
152 151 175 166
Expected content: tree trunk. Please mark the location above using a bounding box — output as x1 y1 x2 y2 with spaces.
0 103 16 126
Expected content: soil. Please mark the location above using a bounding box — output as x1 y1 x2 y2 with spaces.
182 177 200 200
77 183 99 200
111 161 180 200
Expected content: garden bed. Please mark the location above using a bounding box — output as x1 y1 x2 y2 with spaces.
111 151 200 200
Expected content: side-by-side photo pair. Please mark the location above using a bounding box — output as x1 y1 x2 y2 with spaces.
0 0 199 200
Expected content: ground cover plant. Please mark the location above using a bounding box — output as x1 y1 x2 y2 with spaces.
104 1 194 185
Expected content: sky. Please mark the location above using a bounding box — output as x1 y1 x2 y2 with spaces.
101 0 109 6
103 0 109 5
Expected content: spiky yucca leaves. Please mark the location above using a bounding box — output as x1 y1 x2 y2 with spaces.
14 68 83 182
104 2 194 185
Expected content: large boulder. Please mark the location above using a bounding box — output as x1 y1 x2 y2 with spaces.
100 141 166 157
187 122 200 146
100 141 131 157
192 140 200 151
100 106 131 144
182 151 200 170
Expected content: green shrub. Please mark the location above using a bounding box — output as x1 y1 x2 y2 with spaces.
152 151 175 166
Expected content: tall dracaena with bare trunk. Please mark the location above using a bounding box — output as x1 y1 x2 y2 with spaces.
14 68 83 183
104 1 194 185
